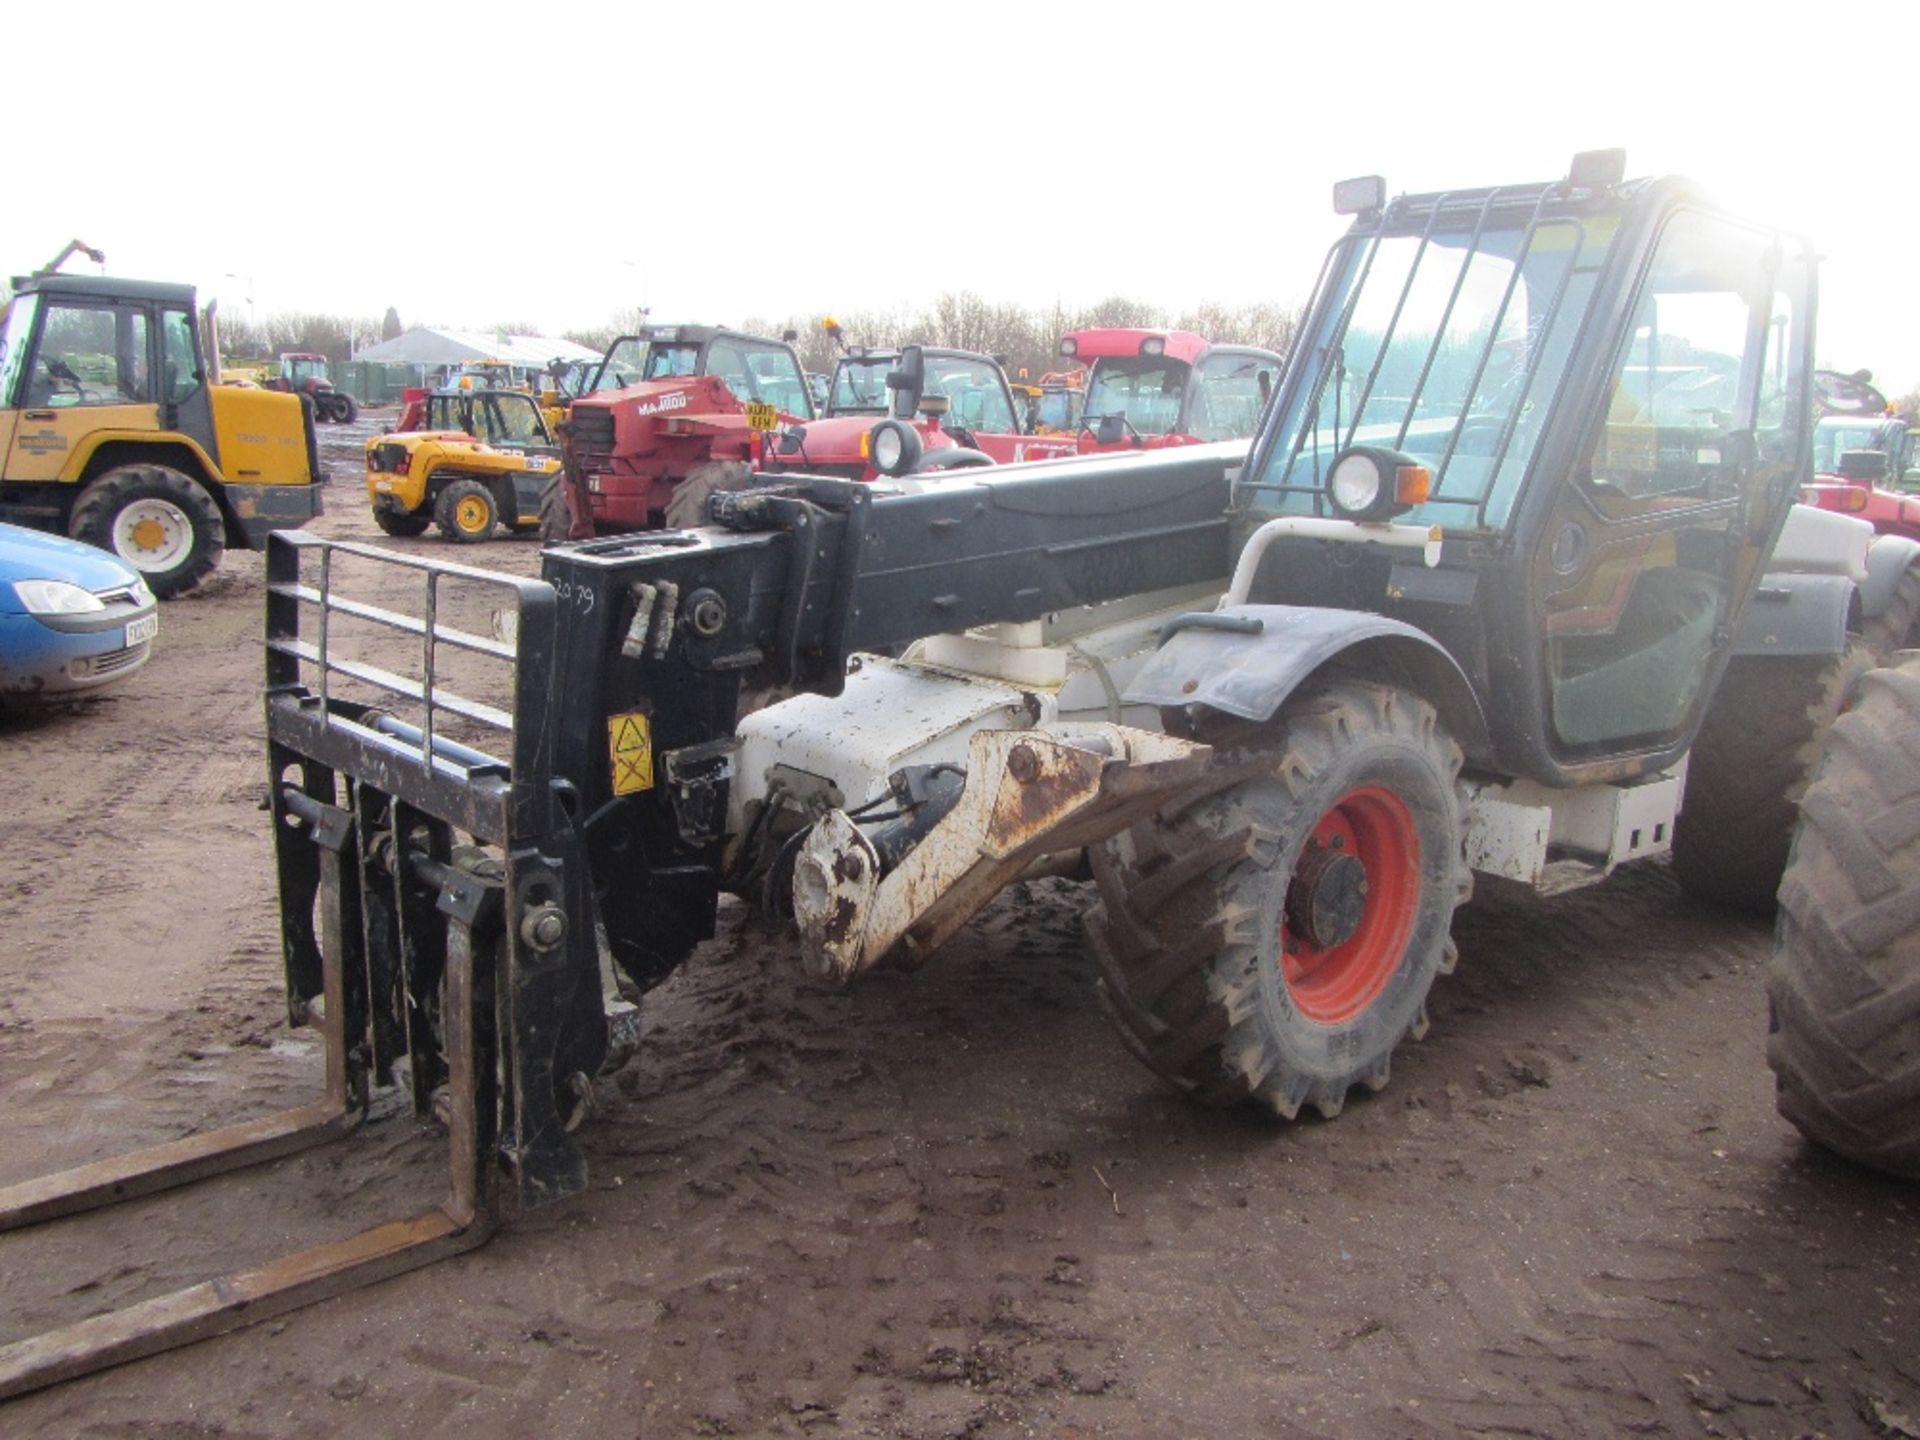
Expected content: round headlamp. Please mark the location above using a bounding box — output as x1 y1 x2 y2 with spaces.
1140 335 1166 357
1059 337 1079 358
869 419 923 477
1325 445 1430 522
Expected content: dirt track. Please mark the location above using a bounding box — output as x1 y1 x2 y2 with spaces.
1 417 1915 1438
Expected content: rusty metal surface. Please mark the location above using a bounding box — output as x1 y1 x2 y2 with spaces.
0 811 506 1402
0 1101 354 1233
0 1206 487 1401
794 725 1211 983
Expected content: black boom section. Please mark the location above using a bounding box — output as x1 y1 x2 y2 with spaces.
542 445 1239 804
536 446 1237 985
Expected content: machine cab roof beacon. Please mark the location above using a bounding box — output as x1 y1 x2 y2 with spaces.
7 151 1913 1398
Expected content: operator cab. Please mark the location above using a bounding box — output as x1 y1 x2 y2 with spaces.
425 389 555 450
1067 329 1282 448
827 348 1020 435
583 325 816 420
1236 151 1817 787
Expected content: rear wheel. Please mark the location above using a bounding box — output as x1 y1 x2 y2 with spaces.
69 464 225 597
372 506 430 538
1671 643 1871 911
1085 681 1470 1117
1769 658 1920 1178
434 479 498 543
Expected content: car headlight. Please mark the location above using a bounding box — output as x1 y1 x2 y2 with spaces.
1326 445 1431 522
13 579 108 615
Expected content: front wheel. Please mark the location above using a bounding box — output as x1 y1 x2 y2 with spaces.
69 464 225 597
537 475 577 544
434 479 498 542
1085 681 1470 1118
1769 659 1920 1179
333 393 359 424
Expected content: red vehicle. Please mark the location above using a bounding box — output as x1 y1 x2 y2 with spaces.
1796 370 1920 538
1063 328 1281 453
261 351 358 424
542 325 815 540
760 344 1076 481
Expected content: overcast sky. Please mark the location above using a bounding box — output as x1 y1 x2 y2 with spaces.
17 2 1918 394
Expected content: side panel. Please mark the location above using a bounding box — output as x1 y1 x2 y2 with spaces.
4 404 159 482
209 385 315 485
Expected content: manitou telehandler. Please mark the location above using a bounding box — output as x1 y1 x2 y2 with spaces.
540 324 815 541
6 151 1917 1399
761 341 1078 482
1066 327 1283 452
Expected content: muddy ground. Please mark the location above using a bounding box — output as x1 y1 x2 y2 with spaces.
1 415 1915 1439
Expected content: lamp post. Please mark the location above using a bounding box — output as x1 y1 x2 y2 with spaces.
222 272 256 340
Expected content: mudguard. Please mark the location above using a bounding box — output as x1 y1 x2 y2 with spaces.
1124 604 1490 754
1731 573 1855 656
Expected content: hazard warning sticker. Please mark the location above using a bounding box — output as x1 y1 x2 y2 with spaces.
608 711 653 795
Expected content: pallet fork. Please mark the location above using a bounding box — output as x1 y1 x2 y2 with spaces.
0 536 601 1400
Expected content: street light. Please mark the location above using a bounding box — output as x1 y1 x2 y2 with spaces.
223 272 256 336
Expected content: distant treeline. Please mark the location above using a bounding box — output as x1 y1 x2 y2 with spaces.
211 293 1303 380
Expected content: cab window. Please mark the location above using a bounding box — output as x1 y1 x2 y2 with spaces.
27 303 153 407
1541 210 1811 752
161 309 201 404
926 356 1015 433
483 394 547 446
0 294 40 407
1188 352 1278 441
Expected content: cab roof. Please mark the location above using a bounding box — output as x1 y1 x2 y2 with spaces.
7 273 196 306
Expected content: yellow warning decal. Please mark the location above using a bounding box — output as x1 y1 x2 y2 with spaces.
608 711 653 795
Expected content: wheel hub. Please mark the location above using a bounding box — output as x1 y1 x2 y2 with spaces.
129 517 168 552
1285 843 1369 948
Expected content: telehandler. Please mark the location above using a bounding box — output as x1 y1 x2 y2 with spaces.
5 151 1916 1399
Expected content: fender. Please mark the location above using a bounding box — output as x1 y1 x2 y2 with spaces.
60 428 223 486
1860 532 1920 622
1730 573 1854 656
914 446 993 472
1124 603 1491 757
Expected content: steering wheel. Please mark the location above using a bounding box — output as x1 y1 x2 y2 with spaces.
43 358 91 402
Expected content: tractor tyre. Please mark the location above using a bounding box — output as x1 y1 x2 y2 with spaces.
334 394 359 425
69 463 225 598
434 479 499 543
538 475 576 545
1861 563 1920 662
1084 681 1471 1118
1768 658 1920 1179
664 460 752 531
1671 643 1871 912
372 506 430 538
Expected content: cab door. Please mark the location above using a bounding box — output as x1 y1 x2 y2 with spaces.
1533 209 1812 756
5 299 162 482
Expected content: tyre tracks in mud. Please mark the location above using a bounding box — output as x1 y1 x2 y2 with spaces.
1 426 1915 1436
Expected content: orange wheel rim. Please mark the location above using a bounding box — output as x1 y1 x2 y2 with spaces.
1278 785 1419 1023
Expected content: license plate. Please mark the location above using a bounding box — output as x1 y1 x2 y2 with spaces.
125 613 158 647
743 402 779 432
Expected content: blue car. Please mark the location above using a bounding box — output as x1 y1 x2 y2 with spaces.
0 522 159 706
